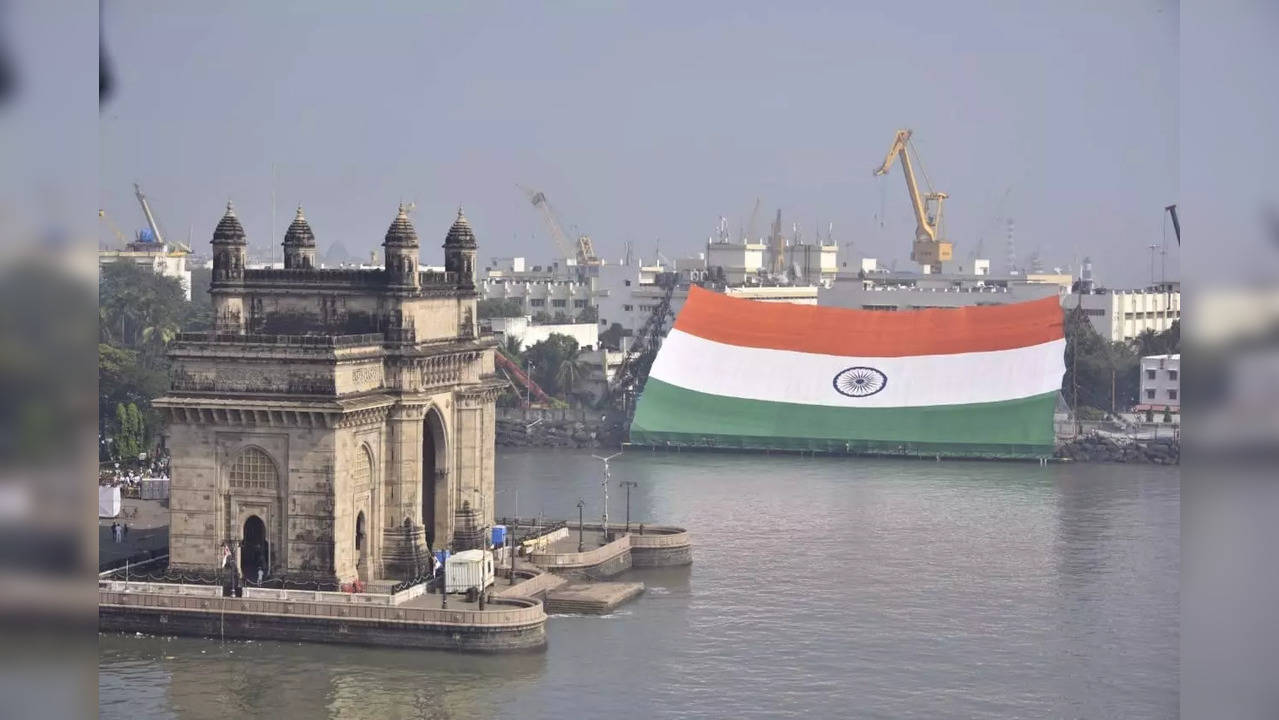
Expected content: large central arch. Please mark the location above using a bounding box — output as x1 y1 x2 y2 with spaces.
421 407 448 548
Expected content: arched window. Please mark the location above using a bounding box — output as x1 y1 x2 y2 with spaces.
228 447 278 492
353 445 373 488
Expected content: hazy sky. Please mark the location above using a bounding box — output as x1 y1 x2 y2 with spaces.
99 1 1179 286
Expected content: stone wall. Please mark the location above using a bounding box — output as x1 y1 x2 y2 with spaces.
1055 435 1180 464
99 588 546 652
495 407 625 450
100 604 545 652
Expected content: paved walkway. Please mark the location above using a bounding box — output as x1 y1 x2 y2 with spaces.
99 498 169 569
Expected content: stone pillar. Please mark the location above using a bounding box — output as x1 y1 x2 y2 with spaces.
380 405 427 579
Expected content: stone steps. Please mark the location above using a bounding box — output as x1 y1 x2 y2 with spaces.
544 581 644 614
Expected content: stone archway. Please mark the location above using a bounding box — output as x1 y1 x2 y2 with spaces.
241 515 268 584
355 511 367 583
422 407 447 548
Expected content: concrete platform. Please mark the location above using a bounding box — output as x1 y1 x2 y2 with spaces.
544 581 644 615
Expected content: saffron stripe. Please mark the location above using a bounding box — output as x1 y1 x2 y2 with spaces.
673 285 1064 358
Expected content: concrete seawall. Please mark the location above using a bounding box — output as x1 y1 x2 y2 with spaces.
529 533 633 578
628 526 694 568
99 588 547 652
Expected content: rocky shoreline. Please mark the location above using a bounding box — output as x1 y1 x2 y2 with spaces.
1054 435 1180 464
496 416 624 450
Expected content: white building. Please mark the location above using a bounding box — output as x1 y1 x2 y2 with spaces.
705 240 767 285
488 316 599 352
1065 282 1180 343
819 259 1068 312
98 245 192 301
483 244 828 353
1138 353 1180 413
480 257 594 321
704 236 838 286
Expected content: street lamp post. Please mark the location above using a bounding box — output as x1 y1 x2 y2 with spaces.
592 452 622 543
576 499 585 553
619 480 638 533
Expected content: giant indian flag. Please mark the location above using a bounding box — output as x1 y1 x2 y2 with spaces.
630 286 1065 458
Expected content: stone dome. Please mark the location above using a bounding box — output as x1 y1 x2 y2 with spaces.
283 206 315 247
443 206 476 248
383 203 418 247
212 201 246 244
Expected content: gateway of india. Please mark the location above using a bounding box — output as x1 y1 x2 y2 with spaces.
154 202 502 586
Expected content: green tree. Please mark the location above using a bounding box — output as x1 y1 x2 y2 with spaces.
99 262 188 354
1134 328 1162 358
127 402 146 456
114 403 137 460
98 262 195 441
576 305 598 324
600 322 625 351
555 350 594 404
1062 308 1140 412
477 298 525 319
524 333 580 397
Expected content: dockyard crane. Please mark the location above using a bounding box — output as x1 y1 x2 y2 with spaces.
97 209 128 248
1164 204 1180 245
133 183 192 253
519 185 599 266
873 129 953 274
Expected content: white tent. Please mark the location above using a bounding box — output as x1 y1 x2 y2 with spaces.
98 485 122 518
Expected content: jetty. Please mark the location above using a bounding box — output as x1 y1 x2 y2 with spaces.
99 516 691 651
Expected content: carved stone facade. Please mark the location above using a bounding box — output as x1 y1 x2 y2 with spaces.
155 205 501 585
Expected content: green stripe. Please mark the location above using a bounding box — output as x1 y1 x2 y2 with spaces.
630 378 1057 459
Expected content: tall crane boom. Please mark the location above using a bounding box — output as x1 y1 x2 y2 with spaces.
133 183 192 253
134 183 165 248
873 129 952 273
519 185 599 265
1164 204 1180 246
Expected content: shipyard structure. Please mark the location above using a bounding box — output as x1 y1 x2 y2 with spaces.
154 203 502 587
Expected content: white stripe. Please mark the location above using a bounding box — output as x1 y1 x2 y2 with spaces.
649 329 1064 408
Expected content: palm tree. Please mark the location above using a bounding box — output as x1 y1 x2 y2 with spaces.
555 350 593 405
1134 328 1162 358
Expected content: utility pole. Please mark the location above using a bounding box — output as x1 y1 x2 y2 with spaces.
593 452 622 542
619 481 638 533
576 499 585 553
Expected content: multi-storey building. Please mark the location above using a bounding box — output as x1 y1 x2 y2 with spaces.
1065 283 1181 343
1138 353 1180 413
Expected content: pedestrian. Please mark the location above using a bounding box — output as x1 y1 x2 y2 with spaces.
257 566 264 585
110 522 120 543
123 523 129 540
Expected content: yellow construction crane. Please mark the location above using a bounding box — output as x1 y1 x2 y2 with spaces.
873 129 952 273
98 208 127 248
518 185 599 266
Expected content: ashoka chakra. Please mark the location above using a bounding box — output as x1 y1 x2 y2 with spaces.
832 366 887 398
